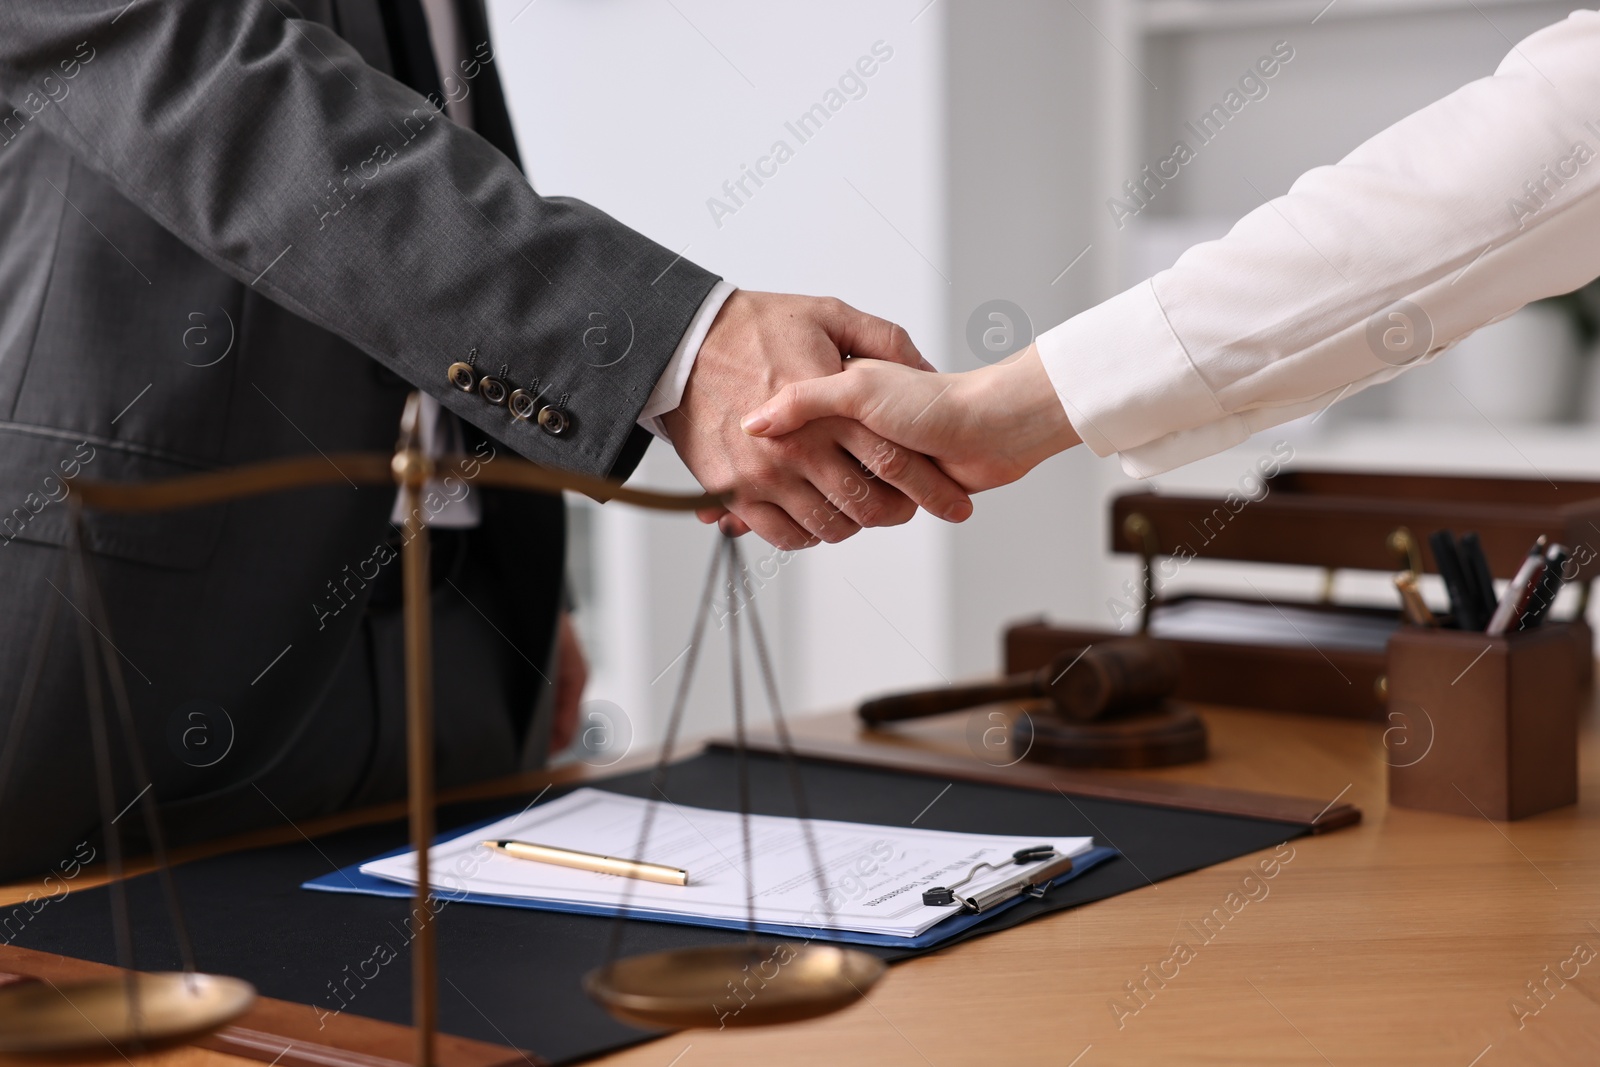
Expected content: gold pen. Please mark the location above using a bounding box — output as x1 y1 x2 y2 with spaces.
483 840 689 886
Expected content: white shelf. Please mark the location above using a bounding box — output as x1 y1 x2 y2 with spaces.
1285 419 1600 481
1141 0 1559 34
1121 420 1600 499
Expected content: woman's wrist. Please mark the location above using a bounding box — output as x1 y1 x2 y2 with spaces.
966 345 1082 472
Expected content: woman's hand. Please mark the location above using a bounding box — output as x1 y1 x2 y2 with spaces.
739 345 1082 496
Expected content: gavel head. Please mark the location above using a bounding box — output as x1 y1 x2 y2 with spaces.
1040 638 1182 721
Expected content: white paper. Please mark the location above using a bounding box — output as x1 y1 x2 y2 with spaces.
360 788 1094 938
1148 598 1396 652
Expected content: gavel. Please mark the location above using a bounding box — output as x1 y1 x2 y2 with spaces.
858 638 1181 726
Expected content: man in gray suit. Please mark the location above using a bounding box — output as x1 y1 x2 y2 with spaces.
0 0 972 880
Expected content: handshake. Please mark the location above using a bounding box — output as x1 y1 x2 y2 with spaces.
668 289 1082 548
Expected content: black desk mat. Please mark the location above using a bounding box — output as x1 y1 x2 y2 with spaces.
7 750 1305 1064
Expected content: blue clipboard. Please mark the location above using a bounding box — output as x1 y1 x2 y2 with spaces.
302 815 1119 950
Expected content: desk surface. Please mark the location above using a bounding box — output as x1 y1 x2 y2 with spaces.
6 700 1599 1067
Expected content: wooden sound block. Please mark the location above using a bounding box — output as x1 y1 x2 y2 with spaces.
1016 702 1207 769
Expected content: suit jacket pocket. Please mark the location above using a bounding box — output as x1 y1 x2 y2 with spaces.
0 426 225 570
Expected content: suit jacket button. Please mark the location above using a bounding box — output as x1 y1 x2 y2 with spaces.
508 388 538 421
447 362 477 392
479 375 509 406
538 405 570 436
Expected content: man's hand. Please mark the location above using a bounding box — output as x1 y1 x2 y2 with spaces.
738 345 1082 494
665 291 973 549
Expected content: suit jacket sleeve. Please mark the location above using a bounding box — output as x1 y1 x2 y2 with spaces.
1037 12 1600 478
0 0 718 478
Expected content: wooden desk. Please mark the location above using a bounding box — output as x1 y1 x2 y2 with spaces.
6 700 1599 1067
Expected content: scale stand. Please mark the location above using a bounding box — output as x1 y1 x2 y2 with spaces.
0 392 880 1062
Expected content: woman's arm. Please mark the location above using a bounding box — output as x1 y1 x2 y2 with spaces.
746 10 1600 484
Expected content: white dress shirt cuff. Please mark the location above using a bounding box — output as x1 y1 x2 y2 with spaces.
1035 279 1230 475
638 280 738 441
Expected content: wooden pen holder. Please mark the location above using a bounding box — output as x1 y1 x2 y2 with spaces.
1385 622 1581 821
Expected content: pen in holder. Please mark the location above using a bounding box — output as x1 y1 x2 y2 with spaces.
1385 623 1581 821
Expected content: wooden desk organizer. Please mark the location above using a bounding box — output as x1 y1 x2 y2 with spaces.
1006 468 1598 721
1386 623 1581 821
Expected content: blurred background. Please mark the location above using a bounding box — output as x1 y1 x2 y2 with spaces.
486 0 1600 754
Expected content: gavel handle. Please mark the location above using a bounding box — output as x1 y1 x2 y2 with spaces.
858 676 1037 725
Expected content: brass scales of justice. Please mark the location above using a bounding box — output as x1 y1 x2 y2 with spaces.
0 393 886 1062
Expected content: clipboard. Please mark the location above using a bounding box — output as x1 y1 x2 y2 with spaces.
302 836 1120 950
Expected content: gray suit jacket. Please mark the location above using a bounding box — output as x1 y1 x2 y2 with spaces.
0 0 718 880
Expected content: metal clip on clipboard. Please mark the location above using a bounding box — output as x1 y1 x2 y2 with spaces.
920 845 1075 913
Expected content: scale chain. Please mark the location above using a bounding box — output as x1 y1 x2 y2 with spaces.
734 541 837 934
724 539 758 942
67 508 141 1039
70 506 200 982
604 539 725 966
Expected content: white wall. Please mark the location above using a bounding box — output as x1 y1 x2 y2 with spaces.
942 0 1120 674
491 0 958 748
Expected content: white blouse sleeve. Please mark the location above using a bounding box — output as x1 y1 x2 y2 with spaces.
1037 10 1600 478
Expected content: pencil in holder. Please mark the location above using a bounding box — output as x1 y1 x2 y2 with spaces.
1384 622 1581 821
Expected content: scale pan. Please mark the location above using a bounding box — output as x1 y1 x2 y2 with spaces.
0 972 256 1053
585 943 886 1030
